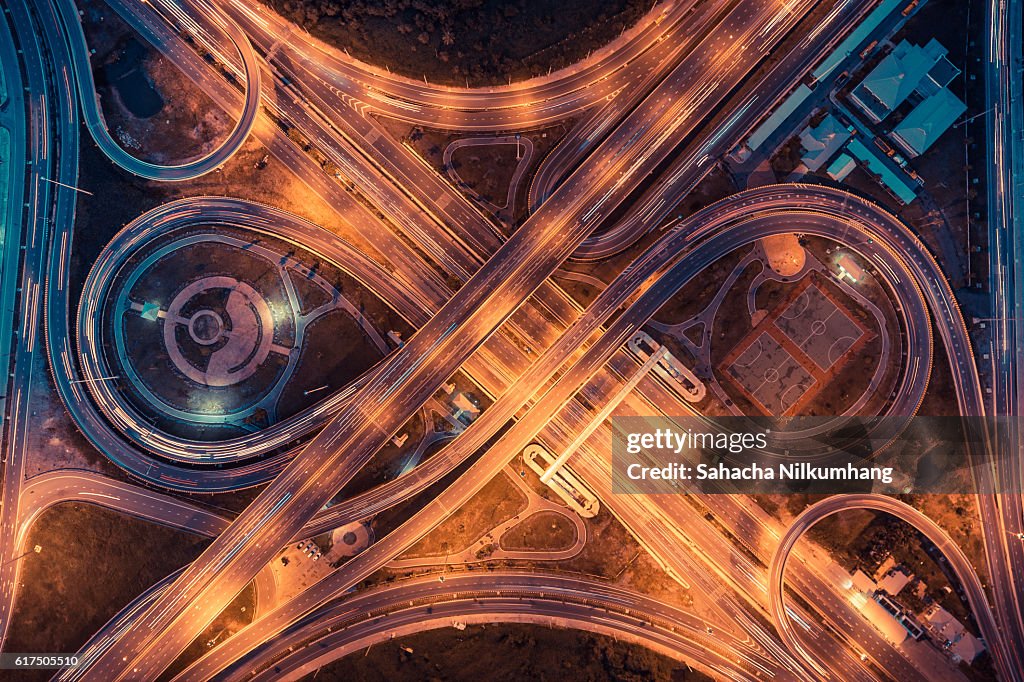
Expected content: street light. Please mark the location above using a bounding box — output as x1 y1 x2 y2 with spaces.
40 176 93 196
70 375 120 385
2 545 41 567
953 107 995 128
972 317 1017 327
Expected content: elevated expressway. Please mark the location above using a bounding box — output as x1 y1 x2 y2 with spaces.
68 185 956 682
68 0 881 482
109 0 731 306
53 0 260 180
62 178 932 682
218 0 712 130
39 0 847 667
61 0 833 625
175 187 946 682
67 568 779 682
18 469 231 540
0 0 82 649
93 0 886 470
769 494 1013 681
195 0 880 272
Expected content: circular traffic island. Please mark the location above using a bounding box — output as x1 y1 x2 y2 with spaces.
109 234 297 438
79 213 405 450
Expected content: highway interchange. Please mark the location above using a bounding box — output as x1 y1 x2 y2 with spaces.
0 0 1022 680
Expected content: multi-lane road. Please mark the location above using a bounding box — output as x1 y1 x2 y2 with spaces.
983 0 1024 672
75 1 833 670
66 185 982 682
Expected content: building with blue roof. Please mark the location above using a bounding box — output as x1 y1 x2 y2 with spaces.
849 39 952 122
745 85 813 152
799 114 852 171
827 153 857 181
846 138 919 204
890 87 967 157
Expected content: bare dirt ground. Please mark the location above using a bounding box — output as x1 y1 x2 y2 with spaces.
5 503 210 679
79 0 234 165
500 511 577 552
401 474 528 558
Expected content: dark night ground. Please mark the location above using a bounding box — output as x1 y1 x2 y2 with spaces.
262 0 651 86
305 623 715 681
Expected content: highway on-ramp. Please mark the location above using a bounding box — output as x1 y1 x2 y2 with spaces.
53 0 260 180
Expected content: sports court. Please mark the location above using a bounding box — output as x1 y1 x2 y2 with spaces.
723 275 873 416
774 283 865 371
726 332 816 414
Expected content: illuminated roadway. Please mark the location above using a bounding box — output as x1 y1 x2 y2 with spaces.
982 0 1024 670
65 185 954 682
220 0 712 129
769 494 1013 680
4 0 1011 675
53 0 261 180
217 571 783 682
83 0 868 480
64 1 905 667
192 182 991 679
0 0 81 648
66 0 877 485
73 0 832 672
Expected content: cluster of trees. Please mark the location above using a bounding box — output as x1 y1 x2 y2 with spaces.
327 623 711 681
263 0 649 86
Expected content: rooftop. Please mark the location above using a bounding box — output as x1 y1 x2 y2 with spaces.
849 39 949 122
826 153 856 181
890 87 967 157
799 114 852 171
747 84 813 151
852 569 877 594
846 138 918 204
924 605 986 664
877 569 913 596
452 392 480 416
860 597 909 644
923 55 961 93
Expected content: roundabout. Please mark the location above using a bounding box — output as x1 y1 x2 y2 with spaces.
101 231 329 437
163 277 276 388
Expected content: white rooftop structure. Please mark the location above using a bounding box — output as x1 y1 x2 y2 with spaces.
877 569 912 596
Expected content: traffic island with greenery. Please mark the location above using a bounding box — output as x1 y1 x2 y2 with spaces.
262 0 651 87
314 622 715 682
